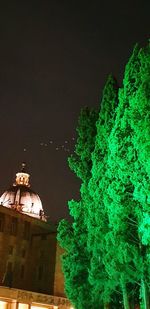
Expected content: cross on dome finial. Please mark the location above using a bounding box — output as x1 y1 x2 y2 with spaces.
21 162 26 172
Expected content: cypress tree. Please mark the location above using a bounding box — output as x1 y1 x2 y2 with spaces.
127 43 150 309
87 75 119 307
57 107 98 309
58 41 150 309
104 43 150 308
102 45 142 309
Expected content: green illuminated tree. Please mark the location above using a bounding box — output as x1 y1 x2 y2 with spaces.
58 41 150 309
104 43 150 309
87 75 119 307
103 45 142 309
57 107 98 309
57 214 92 308
126 43 150 309
68 107 98 182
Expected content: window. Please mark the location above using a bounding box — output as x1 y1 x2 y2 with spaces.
10 217 18 236
21 248 26 258
0 213 5 232
7 261 12 271
23 221 30 240
41 234 47 240
39 250 44 259
20 264 25 279
8 245 13 255
38 265 43 280
3 262 13 287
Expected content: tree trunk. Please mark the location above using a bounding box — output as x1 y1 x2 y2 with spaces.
141 279 149 309
104 303 110 309
120 275 130 309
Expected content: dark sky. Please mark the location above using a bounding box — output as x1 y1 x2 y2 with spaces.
0 0 149 222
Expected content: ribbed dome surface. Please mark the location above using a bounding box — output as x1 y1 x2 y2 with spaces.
0 164 45 220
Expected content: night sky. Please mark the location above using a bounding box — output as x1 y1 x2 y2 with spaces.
0 1 149 222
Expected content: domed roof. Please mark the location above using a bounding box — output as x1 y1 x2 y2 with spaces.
0 163 46 221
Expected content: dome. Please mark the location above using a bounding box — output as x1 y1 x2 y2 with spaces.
0 163 46 221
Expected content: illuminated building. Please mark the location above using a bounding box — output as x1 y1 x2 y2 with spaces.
0 164 71 309
0 162 45 220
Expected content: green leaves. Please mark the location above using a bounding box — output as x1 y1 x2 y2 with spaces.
58 106 98 309
57 41 150 309
68 107 98 182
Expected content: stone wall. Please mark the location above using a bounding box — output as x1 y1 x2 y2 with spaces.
0 205 57 295
54 244 65 297
0 286 71 308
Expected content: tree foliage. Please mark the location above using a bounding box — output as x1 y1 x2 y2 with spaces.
87 75 119 307
57 41 150 309
57 107 98 309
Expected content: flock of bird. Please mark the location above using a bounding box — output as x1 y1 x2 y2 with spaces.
23 137 76 154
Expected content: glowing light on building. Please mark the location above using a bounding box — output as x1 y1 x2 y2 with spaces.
18 304 29 309
0 301 8 309
31 306 49 309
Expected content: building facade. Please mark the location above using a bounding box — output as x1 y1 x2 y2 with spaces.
0 164 71 309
